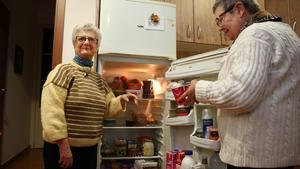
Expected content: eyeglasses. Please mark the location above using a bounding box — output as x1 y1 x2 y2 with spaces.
76 36 98 44
215 3 236 27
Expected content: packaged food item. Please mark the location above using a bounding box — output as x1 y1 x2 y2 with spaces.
127 139 138 156
143 139 154 156
171 82 190 106
166 151 176 169
115 138 127 157
180 150 196 169
202 109 213 139
209 128 219 140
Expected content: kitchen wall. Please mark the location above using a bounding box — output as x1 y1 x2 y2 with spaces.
1 0 55 165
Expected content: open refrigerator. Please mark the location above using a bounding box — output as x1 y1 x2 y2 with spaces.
96 48 228 169
164 48 228 168
97 54 171 169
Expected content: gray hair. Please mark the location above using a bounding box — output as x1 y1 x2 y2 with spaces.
212 0 260 15
72 23 101 48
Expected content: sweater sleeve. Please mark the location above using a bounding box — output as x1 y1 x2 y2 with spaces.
41 83 68 142
41 64 73 142
105 91 125 117
196 31 273 114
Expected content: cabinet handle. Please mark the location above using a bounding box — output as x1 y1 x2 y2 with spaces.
186 24 192 38
292 21 297 31
197 26 202 39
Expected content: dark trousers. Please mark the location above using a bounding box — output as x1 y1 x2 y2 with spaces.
228 164 294 169
43 141 98 169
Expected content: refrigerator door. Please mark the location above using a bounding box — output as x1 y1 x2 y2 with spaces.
164 48 227 165
99 0 176 60
165 48 228 80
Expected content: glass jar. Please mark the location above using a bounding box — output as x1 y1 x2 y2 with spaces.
143 139 154 156
115 138 127 157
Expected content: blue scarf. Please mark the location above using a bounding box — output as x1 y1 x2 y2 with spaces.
73 55 93 67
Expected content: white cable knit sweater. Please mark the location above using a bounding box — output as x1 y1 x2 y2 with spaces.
195 22 300 168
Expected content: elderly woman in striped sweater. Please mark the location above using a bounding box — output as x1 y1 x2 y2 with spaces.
179 0 300 169
41 23 137 169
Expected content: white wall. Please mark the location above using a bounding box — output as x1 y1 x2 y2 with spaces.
1 0 55 165
62 0 98 63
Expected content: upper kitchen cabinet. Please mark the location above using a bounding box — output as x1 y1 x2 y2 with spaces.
290 0 300 37
174 0 194 42
194 0 222 45
174 0 222 45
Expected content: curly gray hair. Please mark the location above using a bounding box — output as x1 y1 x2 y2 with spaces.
212 0 260 14
72 23 101 48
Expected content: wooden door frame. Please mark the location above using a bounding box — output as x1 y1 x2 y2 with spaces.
0 0 10 163
52 0 66 68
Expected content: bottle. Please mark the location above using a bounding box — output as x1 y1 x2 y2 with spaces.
180 150 196 169
209 152 227 169
202 109 213 139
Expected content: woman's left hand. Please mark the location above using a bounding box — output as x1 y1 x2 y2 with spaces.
120 93 138 106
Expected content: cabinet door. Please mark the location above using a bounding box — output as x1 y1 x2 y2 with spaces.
175 0 194 42
194 0 222 45
265 0 290 24
290 0 300 37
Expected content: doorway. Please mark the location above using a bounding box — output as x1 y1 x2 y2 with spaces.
0 0 10 159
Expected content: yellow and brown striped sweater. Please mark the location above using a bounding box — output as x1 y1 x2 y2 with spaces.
41 61 124 147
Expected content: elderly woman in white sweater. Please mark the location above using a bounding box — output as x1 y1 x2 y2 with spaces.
178 0 300 169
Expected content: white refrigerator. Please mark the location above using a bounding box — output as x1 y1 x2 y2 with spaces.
164 48 228 167
97 0 175 168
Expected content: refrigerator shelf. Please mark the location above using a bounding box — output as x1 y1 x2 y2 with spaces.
165 109 194 126
102 155 162 160
190 135 220 151
103 126 163 129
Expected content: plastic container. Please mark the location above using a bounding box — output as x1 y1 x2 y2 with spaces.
180 150 196 169
171 84 190 106
202 109 213 139
143 139 154 156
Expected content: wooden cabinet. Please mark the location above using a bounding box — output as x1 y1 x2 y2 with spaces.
290 0 300 36
265 0 300 37
175 0 194 42
194 0 222 45
174 0 222 45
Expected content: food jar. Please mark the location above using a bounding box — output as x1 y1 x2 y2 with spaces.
143 139 154 156
127 139 138 156
115 138 127 157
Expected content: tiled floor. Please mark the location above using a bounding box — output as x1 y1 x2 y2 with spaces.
2 148 43 169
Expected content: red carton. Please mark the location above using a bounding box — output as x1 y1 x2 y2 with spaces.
171 84 190 105
166 151 176 169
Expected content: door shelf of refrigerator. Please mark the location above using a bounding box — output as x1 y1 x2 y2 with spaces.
190 135 220 151
165 109 194 126
103 126 163 129
102 155 162 160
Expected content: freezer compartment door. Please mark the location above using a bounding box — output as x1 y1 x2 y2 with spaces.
165 48 227 80
99 0 176 60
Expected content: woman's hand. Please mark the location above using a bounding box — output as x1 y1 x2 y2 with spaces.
177 80 198 105
57 138 73 169
120 93 138 107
